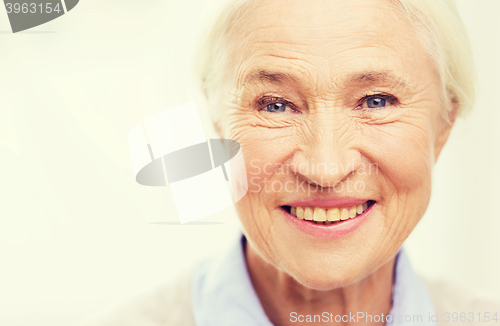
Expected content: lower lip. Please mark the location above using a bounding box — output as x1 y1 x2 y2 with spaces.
282 203 375 239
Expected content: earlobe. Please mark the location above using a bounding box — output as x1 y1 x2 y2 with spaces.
434 99 459 163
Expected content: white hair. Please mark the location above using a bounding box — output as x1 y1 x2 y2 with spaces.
194 0 476 123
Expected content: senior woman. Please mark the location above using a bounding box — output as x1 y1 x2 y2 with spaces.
81 0 499 325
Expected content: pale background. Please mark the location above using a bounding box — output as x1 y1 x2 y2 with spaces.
0 1 498 325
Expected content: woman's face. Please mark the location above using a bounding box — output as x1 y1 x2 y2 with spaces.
217 0 452 290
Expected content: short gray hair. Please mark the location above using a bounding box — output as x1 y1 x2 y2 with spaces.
194 0 476 123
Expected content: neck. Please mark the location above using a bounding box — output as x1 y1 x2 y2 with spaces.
245 240 395 326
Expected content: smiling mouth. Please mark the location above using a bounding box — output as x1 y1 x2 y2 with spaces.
282 200 376 225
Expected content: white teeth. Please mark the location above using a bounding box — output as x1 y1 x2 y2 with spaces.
288 202 371 224
313 207 327 221
304 207 314 220
326 208 340 221
340 208 350 220
296 207 304 219
349 206 357 218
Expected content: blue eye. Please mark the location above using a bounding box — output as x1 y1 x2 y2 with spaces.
265 102 287 113
366 97 387 108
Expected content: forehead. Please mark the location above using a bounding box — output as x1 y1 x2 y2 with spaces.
226 0 434 92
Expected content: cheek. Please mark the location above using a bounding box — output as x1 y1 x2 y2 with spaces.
244 141 282 194
227 121 297 238
228 123 297 195
362 118 434 228
367 123 433 183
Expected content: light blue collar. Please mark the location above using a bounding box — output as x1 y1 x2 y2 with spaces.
387 250 437 326
192 233 436 326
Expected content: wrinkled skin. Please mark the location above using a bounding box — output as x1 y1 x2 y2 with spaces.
211 0 456 324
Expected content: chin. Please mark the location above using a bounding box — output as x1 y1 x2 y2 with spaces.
289 266 368 291
279 250 375 291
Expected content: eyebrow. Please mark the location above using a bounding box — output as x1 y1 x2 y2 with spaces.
345 71 409 90
242 70 296 86
242 69 409 91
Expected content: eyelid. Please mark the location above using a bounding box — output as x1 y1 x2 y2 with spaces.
257 96 296 111
357 93 399 107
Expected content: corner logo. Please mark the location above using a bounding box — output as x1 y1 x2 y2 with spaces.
4 0 79 33
128 102 248 224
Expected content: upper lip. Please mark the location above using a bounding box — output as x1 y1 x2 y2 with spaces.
283 197 372 209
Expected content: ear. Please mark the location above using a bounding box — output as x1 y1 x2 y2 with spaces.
434 99 459 163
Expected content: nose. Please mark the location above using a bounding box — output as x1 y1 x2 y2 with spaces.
289 114 363 189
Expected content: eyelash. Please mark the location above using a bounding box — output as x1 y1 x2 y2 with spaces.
355 93 399 110
257 97 299 113
257 93 399 112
